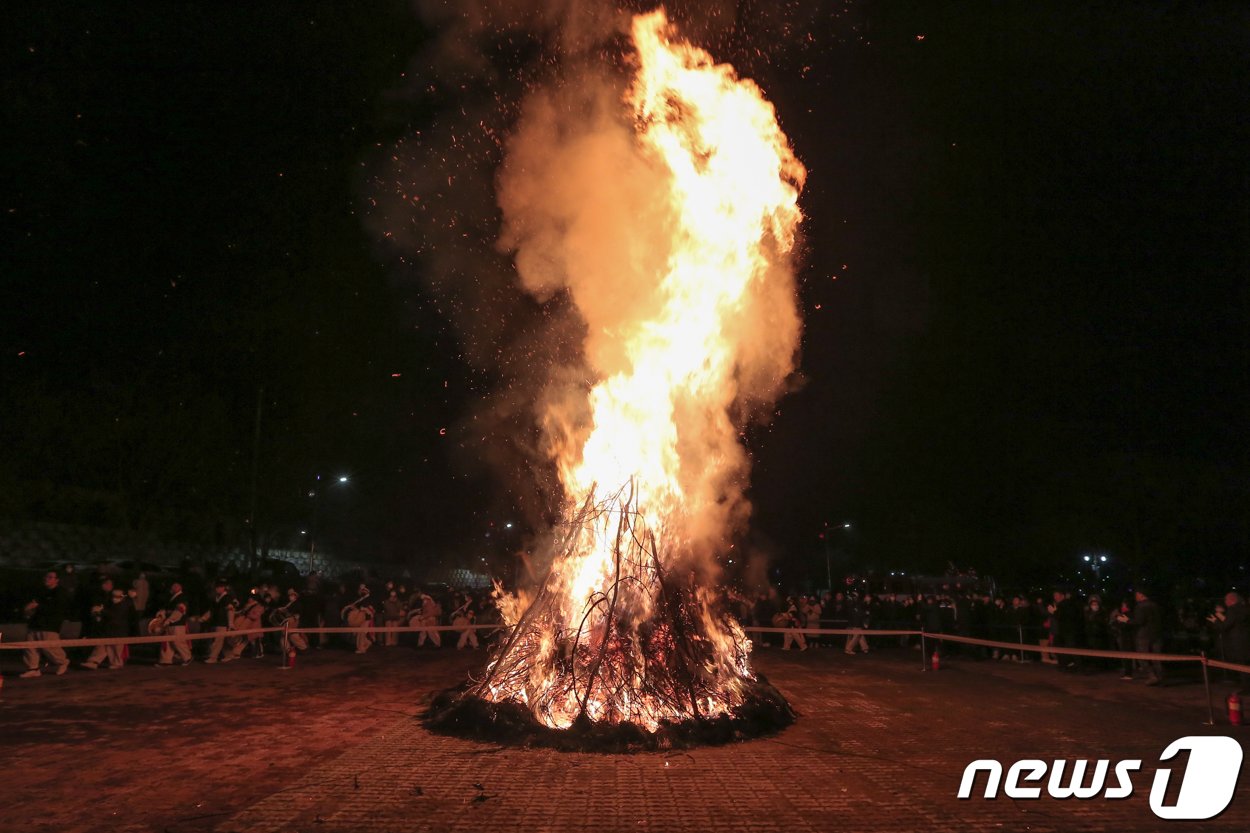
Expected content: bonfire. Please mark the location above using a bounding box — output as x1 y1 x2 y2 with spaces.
428 8 805 749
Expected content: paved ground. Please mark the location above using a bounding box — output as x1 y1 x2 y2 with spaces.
1 641 1247 833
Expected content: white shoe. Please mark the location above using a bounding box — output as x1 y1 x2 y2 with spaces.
55 663 69 676
204 658 218 664
20 669 41 678
221 656 237 663
81 661 99 670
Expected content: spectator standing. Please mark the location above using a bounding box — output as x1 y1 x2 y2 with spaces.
20 570 71 678
1083 596 1110 667
807 595 824 647
132 572 150 616
1209 591 1249 687
1132 588 1164 685
1050 590 1082 670
381 590 405 647
1109 598 1135 679
753 592 778 648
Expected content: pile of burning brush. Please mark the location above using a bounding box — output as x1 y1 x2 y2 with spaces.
425 487 794 752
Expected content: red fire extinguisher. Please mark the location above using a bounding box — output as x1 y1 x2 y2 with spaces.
931 651 941 672
1229 694 1243 726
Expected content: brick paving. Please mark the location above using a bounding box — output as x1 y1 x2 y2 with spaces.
1 643 1247 833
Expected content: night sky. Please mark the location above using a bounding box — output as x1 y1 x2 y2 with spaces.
4 2 1247 591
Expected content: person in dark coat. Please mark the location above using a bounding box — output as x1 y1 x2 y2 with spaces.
1110 598 1136 679
1083 596 1111 667
201 579 237 663
845 594 871 654
82 586 133 669
20 570 71 678
1132 588 1164 685
1209 591 1250 687
1051 590 1083 669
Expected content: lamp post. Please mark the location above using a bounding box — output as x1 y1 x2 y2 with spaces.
1081 553 1110 587
822 522 852 591
308 474 350 568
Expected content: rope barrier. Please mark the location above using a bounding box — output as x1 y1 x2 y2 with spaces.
0 626 284 651
4 622 1247 677
740 626 1250 674
0 622 506 650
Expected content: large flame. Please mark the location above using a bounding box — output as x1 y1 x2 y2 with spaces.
480 8 805 732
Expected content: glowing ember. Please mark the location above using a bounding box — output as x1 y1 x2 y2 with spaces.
463 8 805 736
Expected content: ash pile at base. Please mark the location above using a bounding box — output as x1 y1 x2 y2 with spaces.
425 675 794 752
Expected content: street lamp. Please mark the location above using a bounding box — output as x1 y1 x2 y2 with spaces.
822 521 853 591
308 474 351 562
1081 552 1110 582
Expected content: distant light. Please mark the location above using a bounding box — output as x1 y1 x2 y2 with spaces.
300 530 307 535
339 475 349 483
1083 555 1091 562
505 522 513 529
842 523 852 529
1100 555 1108 563
307 490 315 497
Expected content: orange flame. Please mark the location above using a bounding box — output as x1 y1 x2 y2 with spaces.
485 8 805 731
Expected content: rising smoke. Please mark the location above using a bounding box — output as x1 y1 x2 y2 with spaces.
366 1 813 557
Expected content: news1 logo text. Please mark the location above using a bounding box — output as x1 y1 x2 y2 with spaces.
959 736 1244 821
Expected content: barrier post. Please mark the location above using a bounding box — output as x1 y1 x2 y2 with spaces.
1017 625 1026 663
1201 651 1214 725
920 628 927 672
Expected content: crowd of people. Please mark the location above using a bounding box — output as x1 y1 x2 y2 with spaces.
12 567 1249 691
734 583 1250 686
12 567 499 678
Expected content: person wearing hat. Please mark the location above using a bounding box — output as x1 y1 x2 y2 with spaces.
201 580 237 663
82 585 133 669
